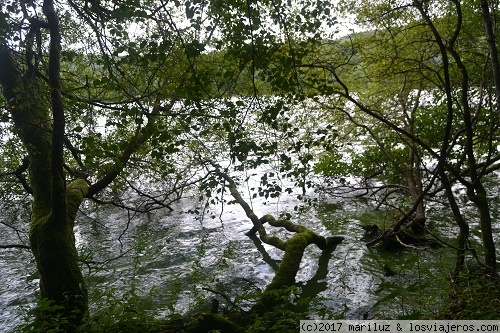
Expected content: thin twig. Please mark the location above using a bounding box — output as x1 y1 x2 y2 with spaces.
202 287 247 314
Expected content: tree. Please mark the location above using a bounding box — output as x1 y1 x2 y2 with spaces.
0 0 91 325
311 0 500 273
3 0 497 329
0 0 341 329
0 0 196 329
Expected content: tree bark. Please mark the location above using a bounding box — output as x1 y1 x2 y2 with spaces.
30 180 89 328
0 38 88 331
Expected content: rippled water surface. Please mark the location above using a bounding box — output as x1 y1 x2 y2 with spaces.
0 178 464 332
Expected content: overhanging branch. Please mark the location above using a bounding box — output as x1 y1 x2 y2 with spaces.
87 98 177 197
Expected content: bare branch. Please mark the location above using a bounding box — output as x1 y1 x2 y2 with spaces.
0 244 31 250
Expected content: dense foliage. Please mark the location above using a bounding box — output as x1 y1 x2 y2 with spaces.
1 0 500 331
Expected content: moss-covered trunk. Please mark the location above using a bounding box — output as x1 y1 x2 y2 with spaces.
29 180 89 328
0 7 89 327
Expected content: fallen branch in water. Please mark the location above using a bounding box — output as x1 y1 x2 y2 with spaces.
363 224 439 250
208 161 344 313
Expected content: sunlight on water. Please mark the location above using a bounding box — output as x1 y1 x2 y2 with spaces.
0 175 469 331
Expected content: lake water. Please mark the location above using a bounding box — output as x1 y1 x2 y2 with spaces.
0 171 478 332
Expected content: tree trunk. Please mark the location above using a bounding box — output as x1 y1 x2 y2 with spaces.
0 40 88 330
478 0 500 273
468 183 497 271
480 0 500 113
404 93 426 233
405 149 426 233
439 172 469 277
30 180 89 329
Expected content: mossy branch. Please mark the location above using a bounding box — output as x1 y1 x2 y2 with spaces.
210 162 343 250
209 162 344 313
66 179 89 225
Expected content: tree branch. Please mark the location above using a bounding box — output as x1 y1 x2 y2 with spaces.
43 0 67 225
0 156 33 194
87 98 177 197
0 244 31 250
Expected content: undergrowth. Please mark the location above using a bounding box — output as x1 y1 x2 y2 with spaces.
435 269 500 319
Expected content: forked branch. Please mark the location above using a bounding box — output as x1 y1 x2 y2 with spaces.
208 161 343 312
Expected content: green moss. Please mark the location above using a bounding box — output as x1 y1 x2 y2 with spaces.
28 179 89 330
67 179 89 223
268 234 307 290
